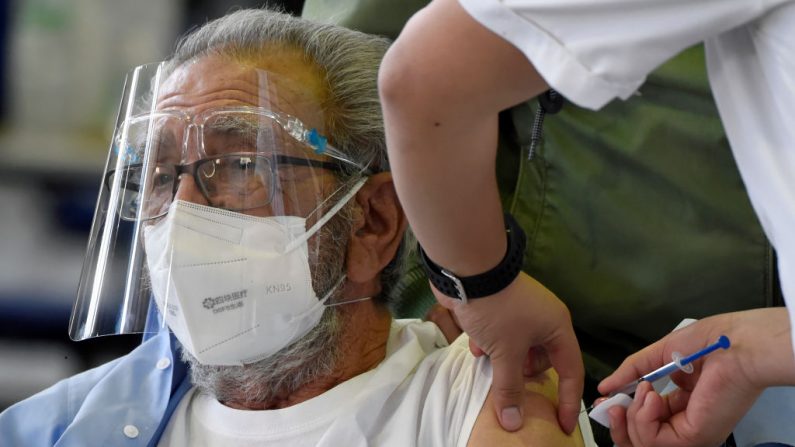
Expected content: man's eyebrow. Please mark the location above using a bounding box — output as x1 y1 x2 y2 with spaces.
204 114 260 134
157 127 179 144
143 122 181 162
203 115 293 151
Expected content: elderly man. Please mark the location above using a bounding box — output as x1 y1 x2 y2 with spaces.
0 9 592 447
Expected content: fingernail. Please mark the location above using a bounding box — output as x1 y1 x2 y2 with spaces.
501 406 522 431
644 392 654 407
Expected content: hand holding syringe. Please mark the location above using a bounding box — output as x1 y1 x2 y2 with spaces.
588 335 731 427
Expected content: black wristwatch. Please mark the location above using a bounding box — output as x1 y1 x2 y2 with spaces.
418 213 526 303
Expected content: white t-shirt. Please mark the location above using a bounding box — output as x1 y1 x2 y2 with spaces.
159 320 484 446
158 319 595 446
158 320 525 446
460 0 795 355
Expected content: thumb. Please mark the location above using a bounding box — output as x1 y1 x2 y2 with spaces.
489 353 527 432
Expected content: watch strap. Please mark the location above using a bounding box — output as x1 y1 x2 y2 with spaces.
418 213 526 303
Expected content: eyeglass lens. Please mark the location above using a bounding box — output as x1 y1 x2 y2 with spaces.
109 111 311 220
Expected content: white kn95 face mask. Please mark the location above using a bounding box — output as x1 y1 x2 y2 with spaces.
143 178 367 366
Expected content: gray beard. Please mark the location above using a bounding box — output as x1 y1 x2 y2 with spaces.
181 306 342 407
180 201 354 407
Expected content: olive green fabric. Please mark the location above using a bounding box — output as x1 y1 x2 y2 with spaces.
302 0 428 37
508 46 775 381
302 1 777 382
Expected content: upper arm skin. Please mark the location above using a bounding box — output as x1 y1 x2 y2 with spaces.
380 0 546 120
378 0 549 275
467 369 585 447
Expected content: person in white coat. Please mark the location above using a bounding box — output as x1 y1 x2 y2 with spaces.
379 0 795 444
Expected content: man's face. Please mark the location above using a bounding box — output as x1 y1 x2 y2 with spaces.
150 49 339 221
137 50 355 302
153 50 356 401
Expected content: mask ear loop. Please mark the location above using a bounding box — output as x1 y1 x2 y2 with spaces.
283 176 370 323
318 273 374 307
287 274 372 324
284 177 368 253
298 152 376 233
327 296 371 306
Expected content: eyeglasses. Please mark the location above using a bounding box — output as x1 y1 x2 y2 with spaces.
105 107 368 220
106 153 348 220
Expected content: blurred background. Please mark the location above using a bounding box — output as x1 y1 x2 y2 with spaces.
0 0 305 411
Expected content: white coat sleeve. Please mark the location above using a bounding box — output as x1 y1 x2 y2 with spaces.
458 0 792 109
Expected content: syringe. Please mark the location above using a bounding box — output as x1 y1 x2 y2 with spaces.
609 335 731 397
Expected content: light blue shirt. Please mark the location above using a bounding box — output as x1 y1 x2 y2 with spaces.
0 319 191 446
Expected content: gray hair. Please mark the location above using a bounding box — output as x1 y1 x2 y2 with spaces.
165 8 390 172
165 9 413 307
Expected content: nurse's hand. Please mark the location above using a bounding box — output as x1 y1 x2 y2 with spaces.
598 308 794 447
434 272 584 434
425 303 552 374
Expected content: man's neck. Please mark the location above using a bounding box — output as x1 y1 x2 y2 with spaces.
221 301 392 410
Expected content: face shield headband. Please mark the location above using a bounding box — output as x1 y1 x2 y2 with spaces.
69 61 372 342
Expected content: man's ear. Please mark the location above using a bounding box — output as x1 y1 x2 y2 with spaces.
346 172 408 285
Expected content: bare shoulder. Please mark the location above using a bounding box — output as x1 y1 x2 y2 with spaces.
467 369 585 447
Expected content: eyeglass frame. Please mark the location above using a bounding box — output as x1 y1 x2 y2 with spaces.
104 106 372 220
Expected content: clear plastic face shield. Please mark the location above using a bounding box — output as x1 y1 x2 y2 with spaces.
70 61 370 364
